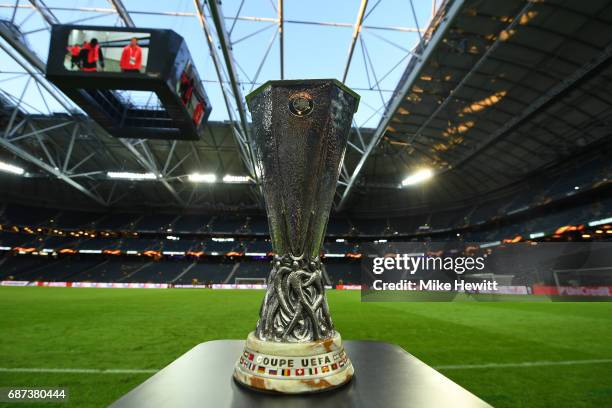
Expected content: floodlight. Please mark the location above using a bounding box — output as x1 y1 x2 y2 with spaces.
245 252 267 257
188 173 216 183
222 174 250 183
107 171 157 180
0 160 25 175
588 217 612 227
401 168 433 186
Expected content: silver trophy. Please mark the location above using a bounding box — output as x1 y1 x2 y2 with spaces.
233 79 359 393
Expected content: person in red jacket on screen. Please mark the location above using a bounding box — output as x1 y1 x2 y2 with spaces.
192 100 205 125
178 70 194 106
120 37 143 72
66 44 81 69
80 38 104 72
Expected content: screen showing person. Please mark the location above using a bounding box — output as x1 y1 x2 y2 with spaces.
176 62 207 126
64 30 150 73
177 62 195 105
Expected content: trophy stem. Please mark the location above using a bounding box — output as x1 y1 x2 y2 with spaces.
257 255 333 342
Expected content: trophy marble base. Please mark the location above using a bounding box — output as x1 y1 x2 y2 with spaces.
110 340 492 408
233 332 353 393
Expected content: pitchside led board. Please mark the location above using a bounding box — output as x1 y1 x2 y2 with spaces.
46 25 212 141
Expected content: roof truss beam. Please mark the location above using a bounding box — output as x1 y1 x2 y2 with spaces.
342 0 369 82
335 0 466 211
192 0 260 198
27 0 58 25
107 0 134 27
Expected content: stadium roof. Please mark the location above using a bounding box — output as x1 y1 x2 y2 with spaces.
341 0 612 213
0 0 611 215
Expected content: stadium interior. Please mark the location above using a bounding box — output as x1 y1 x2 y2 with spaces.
0 0 611 407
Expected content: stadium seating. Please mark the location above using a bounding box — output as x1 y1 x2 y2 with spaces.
123 259 188 283
429 207 469 231
0 231 34 247
1 159 610 287
0 255 54 280
95 213 139 230
233 260 269 280
79 237 121 250
323 241 352 255
172 214 212 233
246 217 269 234
0 205 58 227
133 214 178 232
325 217 351 235
78 258 150 282
1 150 608 239
175 261 235 284
325 259 361 285
245 240 272 254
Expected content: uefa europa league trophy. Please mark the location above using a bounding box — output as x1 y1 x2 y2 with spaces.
233 79 359 393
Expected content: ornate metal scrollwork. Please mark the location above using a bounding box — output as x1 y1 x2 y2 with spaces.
256 255 334 342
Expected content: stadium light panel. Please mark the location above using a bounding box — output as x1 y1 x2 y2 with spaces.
107 171 157 180
245 252 268 257
0 160 25 175
401 168 433 186
588 217 612 227
188 173 216 183
163 251 185 256
79 249 102 254
222 174 251 183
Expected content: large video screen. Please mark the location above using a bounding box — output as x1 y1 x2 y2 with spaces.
64 29 150 73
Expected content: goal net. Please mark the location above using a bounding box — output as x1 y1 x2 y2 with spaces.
553 267 612 287
235 277 266 285
464 273 515 286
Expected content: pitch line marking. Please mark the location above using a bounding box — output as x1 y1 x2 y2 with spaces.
0 367 157 374
434 359 612 370
1 359 611 375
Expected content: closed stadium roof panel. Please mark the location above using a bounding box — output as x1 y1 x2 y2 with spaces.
0 0 611 215
341 0 612 213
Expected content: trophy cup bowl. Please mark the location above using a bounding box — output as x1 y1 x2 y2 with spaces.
233 79 360 393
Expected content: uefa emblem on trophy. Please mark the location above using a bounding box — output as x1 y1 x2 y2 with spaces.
233 79 360 393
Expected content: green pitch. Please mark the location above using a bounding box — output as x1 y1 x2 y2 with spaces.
0 287 610 407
